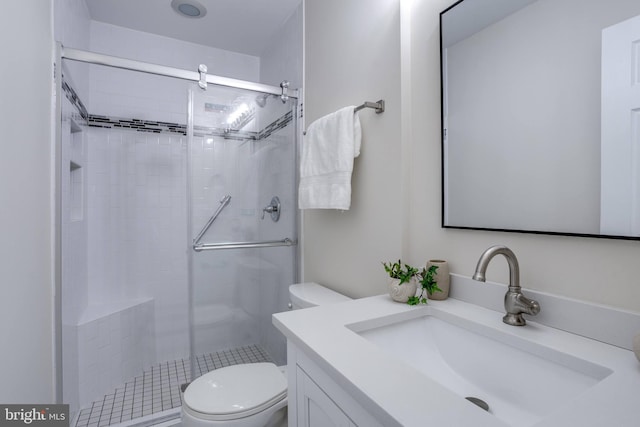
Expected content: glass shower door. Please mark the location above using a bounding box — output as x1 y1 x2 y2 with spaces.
187 85 298 380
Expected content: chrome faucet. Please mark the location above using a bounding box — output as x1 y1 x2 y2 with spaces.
472 245 540 326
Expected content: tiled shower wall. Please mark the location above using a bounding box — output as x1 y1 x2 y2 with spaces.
87 127 189 362
61 96 88 416
76 299 156 411
61 121 190 415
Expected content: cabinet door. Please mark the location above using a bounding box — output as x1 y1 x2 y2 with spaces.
296 367 357 427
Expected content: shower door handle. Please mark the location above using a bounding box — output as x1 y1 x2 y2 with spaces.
193 195 231 244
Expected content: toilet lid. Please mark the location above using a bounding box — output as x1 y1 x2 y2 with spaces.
183 363 287 419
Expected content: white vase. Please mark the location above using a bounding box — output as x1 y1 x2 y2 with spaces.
388 277 418 303
426 259 450 300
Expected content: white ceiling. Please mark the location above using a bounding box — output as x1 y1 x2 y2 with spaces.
84 0 301 57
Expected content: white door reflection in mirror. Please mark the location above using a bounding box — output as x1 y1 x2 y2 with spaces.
601 14 640 236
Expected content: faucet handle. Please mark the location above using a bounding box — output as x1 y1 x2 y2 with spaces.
525 298 541 316
261 196 281 222
504 292 541 326
261 205 275 219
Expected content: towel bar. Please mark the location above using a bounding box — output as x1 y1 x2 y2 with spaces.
303 100 385 135
354 100 385 114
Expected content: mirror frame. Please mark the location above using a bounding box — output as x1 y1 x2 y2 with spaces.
439 0 640 241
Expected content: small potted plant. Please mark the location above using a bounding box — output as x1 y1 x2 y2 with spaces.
382 260 419 303
382 261 443 305
408 264 443 305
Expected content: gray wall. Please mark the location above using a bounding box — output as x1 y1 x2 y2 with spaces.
302 0 403 298
0 0 55 402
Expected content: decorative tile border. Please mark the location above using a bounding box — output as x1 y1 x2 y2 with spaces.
62 78 89 120
63 78 293 141
86 115 187 136
259 110 294 140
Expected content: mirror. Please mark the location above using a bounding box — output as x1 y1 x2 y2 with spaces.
441 0 640 239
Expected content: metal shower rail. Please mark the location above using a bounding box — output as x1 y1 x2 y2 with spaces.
193 238 297 251
60 46 299 98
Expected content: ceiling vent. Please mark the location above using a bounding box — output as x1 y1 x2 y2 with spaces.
171 0 207 18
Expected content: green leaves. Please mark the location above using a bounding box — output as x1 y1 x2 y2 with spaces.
419 265 443 295
382 260 419 284
383 261 442 305
407 296 427 306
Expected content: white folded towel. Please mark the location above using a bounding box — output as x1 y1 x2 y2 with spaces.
298 106 362 210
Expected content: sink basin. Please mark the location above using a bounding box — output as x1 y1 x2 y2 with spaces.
355 310 612 427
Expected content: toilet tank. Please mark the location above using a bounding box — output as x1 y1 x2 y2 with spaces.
289 282 351 309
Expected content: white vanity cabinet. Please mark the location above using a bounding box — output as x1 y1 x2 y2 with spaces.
287 344 385 427
274 291 640 427
296 367 356 427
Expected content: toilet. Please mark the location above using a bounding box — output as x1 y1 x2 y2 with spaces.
181 282 351 427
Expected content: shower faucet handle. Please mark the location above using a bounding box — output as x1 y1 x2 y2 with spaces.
261 206 276 219
261 196 281 222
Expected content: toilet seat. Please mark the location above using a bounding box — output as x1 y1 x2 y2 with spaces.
183 362 287 422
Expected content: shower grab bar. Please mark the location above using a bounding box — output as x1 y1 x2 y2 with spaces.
193 238 297 252
193 195 232 245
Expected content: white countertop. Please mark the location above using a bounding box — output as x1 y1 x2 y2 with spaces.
273 294 640 427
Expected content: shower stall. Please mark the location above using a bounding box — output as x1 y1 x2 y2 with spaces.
57 47 299 426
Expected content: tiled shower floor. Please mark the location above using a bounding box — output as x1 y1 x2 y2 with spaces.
74 345 273 427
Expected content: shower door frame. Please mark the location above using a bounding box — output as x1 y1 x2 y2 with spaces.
53 42 301 404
